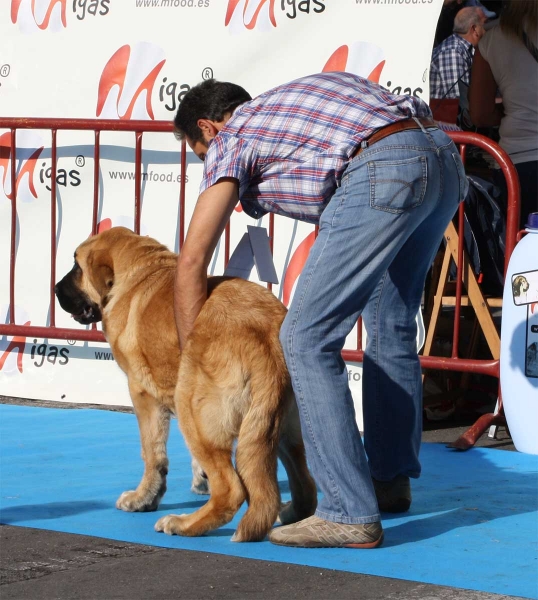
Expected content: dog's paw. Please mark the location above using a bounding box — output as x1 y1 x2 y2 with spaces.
154 514 189 535
277 500 297 525
190 460 210 495
116 490 159 512
190 479 210 495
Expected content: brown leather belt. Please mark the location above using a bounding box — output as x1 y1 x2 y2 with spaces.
352 117 437 158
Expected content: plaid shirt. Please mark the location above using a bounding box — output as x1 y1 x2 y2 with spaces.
200 72 432 223
430 34 474 100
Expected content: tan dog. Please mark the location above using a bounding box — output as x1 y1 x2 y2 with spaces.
54 227 317 542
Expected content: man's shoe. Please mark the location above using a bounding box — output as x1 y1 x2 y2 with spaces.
373 475 411 513
268 515 383 548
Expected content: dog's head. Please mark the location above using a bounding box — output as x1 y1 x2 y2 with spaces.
55 227 136 325
513 275 529 297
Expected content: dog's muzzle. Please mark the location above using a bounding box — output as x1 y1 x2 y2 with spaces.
55 276 103 325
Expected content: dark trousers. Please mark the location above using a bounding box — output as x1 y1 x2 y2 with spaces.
495 160 538 230
515 161 538 229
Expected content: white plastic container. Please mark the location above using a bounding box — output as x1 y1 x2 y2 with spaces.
500 212 538 454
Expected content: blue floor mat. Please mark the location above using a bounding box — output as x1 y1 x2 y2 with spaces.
1 404 537 599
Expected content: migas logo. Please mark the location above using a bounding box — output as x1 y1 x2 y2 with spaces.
96 43 166 120
0 332 70 375
0 132 83 203
0 307 71 375
225 0 325 32
0 306 31 375
11 0 110 33
323 41 424 99
0 132 43 204
11 0 68 31
323 41 385 85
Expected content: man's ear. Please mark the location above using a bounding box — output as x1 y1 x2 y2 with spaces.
197 118 220 140
87 249 114 300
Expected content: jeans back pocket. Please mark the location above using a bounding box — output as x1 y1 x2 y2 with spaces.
368 155 427 214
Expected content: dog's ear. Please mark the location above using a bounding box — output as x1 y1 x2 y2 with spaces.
87 249 114 302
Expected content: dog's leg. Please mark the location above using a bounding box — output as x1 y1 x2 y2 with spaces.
190 457 209 495
155 375 246 537
155 443 245 537
233 425 281 542
277 396 318 525
116 385 170 512
231 369 291 542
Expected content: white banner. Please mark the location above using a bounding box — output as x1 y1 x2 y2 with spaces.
1 0 440 428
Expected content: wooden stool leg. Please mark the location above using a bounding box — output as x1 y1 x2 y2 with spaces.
444 221 500 359
423 246 452 358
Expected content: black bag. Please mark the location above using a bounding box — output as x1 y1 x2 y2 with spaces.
461 175 506 297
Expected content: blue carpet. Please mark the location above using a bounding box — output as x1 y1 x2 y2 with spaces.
1 404 537 599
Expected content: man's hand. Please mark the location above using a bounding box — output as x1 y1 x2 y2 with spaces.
175 178 239 351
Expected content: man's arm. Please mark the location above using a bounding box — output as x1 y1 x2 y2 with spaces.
175 178 239 351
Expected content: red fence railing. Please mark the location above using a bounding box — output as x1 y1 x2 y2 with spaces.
0 118 521 446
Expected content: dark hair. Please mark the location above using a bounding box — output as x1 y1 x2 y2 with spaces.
500 0 537 41
173 79 252 143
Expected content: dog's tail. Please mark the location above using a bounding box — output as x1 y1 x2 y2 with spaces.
232 355 289 542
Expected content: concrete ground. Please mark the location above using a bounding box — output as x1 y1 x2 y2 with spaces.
0 396 520 600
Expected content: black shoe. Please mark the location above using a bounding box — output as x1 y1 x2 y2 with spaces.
373 475 411 513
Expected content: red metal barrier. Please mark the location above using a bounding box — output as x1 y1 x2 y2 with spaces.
0 118 521 445
1 118 182 344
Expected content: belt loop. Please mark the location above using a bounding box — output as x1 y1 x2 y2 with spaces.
412 116 428 133
361 139 369 149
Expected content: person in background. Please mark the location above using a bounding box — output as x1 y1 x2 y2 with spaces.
469 0 538 228
172 72 466 548
430 7 487 101
434 0 494 47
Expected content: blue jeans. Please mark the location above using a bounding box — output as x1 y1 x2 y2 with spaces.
280 124 467 524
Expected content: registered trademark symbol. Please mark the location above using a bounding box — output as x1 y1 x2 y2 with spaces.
0 64 10 78
75 155 85 167
201 67 213 81
67 339 76 345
